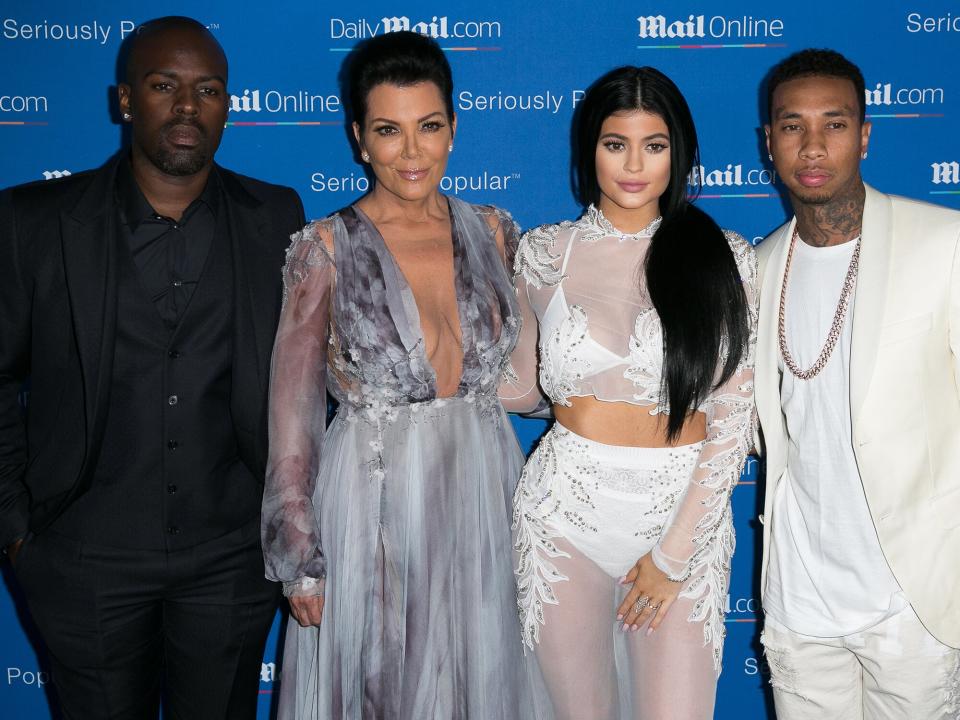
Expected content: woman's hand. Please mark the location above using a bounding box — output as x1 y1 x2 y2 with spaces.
288 594 325 627
616 551 680 633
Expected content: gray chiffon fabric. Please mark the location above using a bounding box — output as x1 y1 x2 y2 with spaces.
262 197 548 719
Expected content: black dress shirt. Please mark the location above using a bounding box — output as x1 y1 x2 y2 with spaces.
116 158 219 329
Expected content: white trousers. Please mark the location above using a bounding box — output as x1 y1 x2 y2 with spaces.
760 606 960 719
513 423 729 720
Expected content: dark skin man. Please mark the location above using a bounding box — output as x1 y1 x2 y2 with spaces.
5 21 230 564
765 75 871 248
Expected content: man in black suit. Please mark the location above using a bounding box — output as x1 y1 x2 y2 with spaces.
0 16 304 719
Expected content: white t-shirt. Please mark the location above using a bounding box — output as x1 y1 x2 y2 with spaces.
764 236 905 637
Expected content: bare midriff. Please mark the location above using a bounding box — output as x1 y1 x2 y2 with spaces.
553 395 707 448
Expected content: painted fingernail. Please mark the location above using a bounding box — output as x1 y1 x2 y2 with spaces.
631 624 639 631
616 613 623 620
646 627 654 636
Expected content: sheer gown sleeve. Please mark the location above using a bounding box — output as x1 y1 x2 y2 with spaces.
261 222 335 598
499 225 553 415
651 232 759 582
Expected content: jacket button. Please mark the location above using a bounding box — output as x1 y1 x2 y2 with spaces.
167 395 178 406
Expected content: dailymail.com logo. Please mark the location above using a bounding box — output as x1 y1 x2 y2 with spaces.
329 15 502 51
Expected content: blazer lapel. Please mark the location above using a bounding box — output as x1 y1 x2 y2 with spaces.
221 170 277 420
60 158 121 450
756 219 793 461
850 184 893 420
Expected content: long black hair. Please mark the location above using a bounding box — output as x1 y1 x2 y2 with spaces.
575 66 749 441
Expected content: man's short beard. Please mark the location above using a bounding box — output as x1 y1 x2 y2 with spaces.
795 188 834 206
151 146 210 176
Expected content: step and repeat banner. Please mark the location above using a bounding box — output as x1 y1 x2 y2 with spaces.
1 1 957 717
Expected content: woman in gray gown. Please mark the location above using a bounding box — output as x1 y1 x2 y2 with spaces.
260 31 543 719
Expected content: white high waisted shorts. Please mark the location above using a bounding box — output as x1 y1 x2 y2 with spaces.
515 422 702 578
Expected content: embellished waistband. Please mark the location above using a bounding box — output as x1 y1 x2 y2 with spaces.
339 391 502 426
551 421 703 468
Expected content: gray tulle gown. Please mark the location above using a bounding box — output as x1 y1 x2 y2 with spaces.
261 197 546 719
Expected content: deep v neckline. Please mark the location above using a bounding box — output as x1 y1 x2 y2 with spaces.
353 201 468 398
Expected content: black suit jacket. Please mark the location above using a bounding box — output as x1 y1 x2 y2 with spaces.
0 154 305 547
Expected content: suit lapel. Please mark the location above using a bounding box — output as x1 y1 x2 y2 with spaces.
221 170 276 405
850 184 893 420
756 219 793 459
61 158 121 446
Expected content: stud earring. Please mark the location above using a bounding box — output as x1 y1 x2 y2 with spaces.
123 112 133 121
361 151 370 162
224 121 228 129
448 144 453 152
862 151 868 159
768 153 773 162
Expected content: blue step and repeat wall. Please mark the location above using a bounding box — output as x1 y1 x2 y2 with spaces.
1 1 957 717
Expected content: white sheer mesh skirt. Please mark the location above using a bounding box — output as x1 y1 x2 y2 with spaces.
278 397 549 719
513 423 732 720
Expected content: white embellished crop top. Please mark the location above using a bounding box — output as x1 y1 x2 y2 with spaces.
500 204 758 580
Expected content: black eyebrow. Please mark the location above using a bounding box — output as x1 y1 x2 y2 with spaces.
369 111 445 125
143 70 226 85
774 106 855 120
600 132 670 141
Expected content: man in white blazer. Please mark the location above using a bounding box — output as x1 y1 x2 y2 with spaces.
755 48 960 719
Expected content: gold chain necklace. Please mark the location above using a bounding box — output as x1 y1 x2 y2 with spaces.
778 228 861 380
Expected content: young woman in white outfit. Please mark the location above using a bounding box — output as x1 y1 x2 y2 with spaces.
500 66 758 719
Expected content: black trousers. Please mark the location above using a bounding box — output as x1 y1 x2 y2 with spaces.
13 518 279 720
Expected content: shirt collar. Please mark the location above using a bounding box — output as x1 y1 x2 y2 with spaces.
116 155 220 231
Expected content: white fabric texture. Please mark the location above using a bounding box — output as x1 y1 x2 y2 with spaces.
761 606 960 720
513 421 731 676
502 205 758 583
765 237 905 637
532 534 723 720
503 205 758 719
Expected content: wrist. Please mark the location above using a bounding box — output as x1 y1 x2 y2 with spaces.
283 576 325 598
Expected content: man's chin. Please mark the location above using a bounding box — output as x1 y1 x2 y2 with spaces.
790 186 834 206
151 147 210 177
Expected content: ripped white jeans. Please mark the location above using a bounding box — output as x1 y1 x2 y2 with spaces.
761 605 960 719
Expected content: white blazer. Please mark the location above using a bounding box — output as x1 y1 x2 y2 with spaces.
755 184 960 647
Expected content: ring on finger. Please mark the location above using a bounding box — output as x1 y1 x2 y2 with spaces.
633 596 650 614
649 602 662 612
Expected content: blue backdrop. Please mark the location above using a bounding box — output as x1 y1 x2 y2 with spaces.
2 1 957 717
